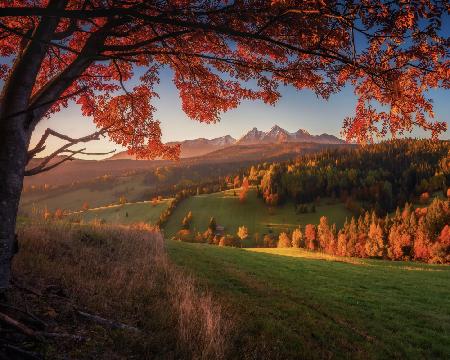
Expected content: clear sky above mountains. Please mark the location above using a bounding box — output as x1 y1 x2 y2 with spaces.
30 65 450 159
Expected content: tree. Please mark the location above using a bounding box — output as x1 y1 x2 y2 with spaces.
54 208 64 219
277 232 291 248
387 224 412 260
119 195 127 205
291 227 303 248
208 217 217 234
237 226 248 246
365 222 385 258
0 1 447 290
263 234 277 248
181 211 193 230
239 176 249 203
233 176 241 189
317 216 332 252
430 225 450 264
81 201 89 211
414 218 432 262
304 224 317 251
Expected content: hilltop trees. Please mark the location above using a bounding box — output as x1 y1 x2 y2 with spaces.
0 1 448 289
256 140 449 214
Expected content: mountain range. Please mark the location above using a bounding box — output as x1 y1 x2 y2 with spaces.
108 125 345 160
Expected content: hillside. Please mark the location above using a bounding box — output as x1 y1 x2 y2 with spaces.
164 189 352 240
70 200 171 225
24 142 354 188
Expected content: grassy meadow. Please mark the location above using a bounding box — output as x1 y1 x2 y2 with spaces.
164 189 352 238
71 200 171 225
168 240 450 359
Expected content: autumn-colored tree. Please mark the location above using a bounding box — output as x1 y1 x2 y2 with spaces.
317 216 334 253
43 207 52 221
291 227 303 248
365 222 385 258
233 176 241 189
304 224 317 251
388 224 412 260
430 225 450 264
237 226 249 245
151 197 159 207
337 230 349 257
81 201 89 211
263 234 277 248
413 218 432 262
119 195 127 205
181 211 193 230
239 176 250 203
0 0 448 289
346 218 359 257
54 208 64 220
277 232 291 248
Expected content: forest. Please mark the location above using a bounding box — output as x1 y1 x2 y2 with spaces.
173 140 450 264
255 139 449 214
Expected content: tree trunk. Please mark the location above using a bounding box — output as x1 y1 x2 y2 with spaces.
0 114 28 291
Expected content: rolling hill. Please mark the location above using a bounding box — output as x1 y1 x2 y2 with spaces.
24 142 354 188
164 189 352 240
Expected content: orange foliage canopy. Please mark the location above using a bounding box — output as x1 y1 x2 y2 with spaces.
1 0 448 159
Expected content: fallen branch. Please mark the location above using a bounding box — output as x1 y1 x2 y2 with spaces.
0 312 36 338
38 332 85 342
77 310 140 332
0 303 47 329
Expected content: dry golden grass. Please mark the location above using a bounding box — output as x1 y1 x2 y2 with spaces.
11 220 231 359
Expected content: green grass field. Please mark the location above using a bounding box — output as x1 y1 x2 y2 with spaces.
70 200 170 225
164 189 352 238
168 241 450 359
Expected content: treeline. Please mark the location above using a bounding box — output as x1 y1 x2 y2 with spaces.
174 198 450 264
276 198 450 264
252 139 449 214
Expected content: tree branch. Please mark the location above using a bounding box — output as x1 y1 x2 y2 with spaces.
26 127 115 176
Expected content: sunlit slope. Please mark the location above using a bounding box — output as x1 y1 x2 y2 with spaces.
168 241 450 359
70 200 171 225
20 174 150 213
164 189 352 238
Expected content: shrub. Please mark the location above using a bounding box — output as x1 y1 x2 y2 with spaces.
277 232 291 248
263 234 277 248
